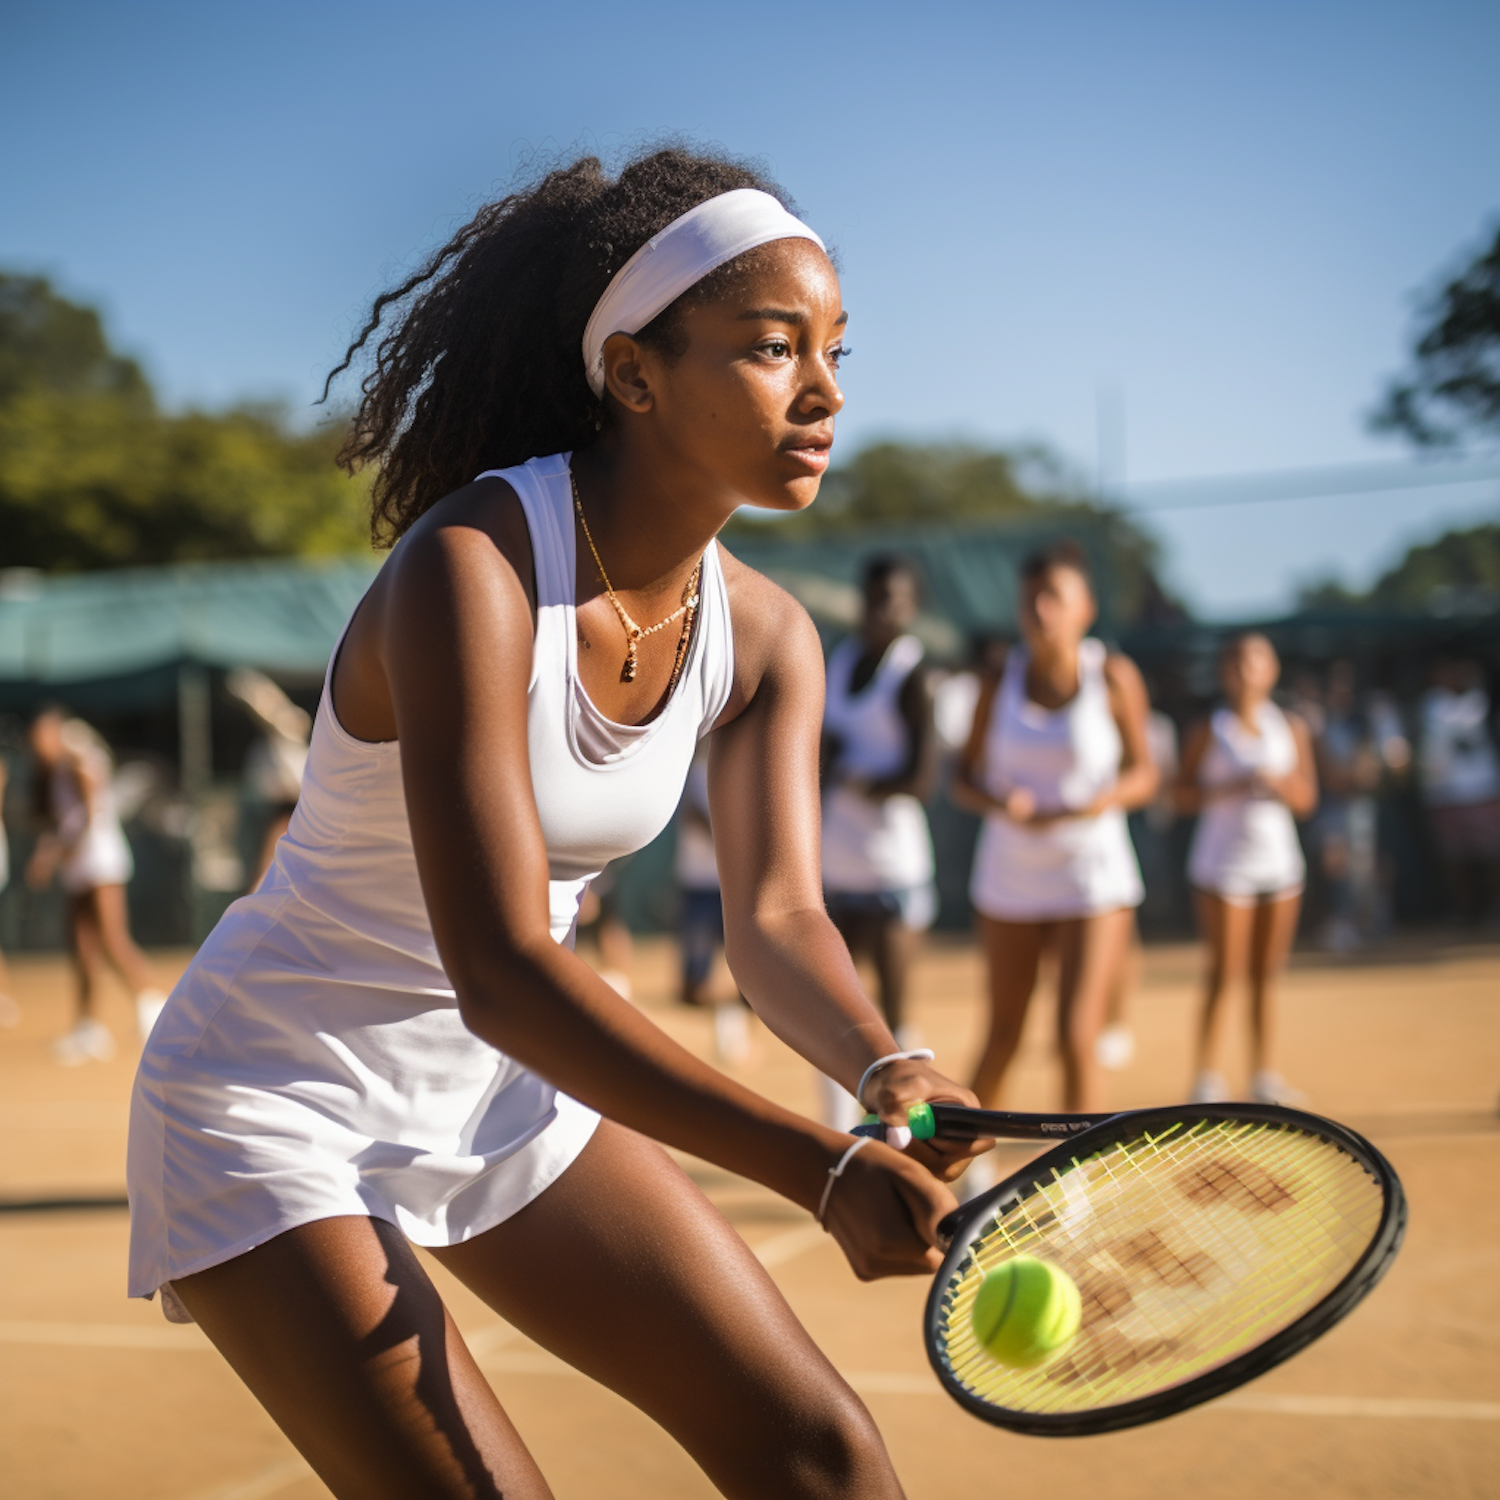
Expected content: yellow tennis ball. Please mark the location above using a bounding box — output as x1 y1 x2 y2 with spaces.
970 1255 1082 1369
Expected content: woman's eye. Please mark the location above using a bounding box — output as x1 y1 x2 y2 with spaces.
760 338 792 358
829 344 852 367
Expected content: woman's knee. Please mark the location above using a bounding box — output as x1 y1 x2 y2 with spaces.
719 1384 894 1500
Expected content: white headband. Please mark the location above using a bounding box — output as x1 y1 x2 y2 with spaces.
581 188 826 397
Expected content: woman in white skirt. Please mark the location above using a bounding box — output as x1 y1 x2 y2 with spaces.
1179 632 1318 1105
125 148 980 1500
26 708 163 1062
953 541 1157 1114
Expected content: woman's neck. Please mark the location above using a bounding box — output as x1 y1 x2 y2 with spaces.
570 436 734 605
1023 637 1082 708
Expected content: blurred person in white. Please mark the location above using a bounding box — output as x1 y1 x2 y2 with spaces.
952 540 1157 1138
25 707 165 1062
817 557 938 1127
226 668 311 891
675 741 750 1063
1179 635 1318 1105
1313 660 1383 952
0 755 16 1026
1419 656 1500 926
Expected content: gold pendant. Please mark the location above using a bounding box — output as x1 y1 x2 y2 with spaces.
622 641 638 683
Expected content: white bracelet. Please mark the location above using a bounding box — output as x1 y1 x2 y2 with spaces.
816 1137 874 1227
856 1049 935 1109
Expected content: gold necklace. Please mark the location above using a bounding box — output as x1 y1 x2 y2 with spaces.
571 473 703 685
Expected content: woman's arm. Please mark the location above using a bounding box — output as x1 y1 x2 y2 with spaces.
708 571 982 1172
948 671 1013 818
1173 719 1214 814
854 667 937 802
1261 712 1319 818
1094 653 1160 815
381 500 954 1276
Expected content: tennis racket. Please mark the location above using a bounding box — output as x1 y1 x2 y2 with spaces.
854 1101 1406 1436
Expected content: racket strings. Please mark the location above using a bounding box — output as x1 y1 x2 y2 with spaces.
935 1119 1384 1416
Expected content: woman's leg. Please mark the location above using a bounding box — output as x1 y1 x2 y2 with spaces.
88 883 155 995
171 1215 553 1500
870 911 917 1039
67 893 103 1022
1248 891 1302 1077
431 1121 904 1500
1052 907 1136 1112
970 916 1046 1108
1192 891 1254 1083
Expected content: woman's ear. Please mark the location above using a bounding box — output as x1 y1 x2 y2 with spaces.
600 333 655 414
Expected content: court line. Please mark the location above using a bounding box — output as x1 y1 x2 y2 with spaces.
183 1457 311 1500
12 1319 1495 1424
749 1221 828 1268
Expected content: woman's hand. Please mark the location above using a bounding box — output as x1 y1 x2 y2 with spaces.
25 837 59 891
863 1059 993 1182
820 1139 957 1280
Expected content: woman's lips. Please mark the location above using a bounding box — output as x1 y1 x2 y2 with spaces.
783 441 832 473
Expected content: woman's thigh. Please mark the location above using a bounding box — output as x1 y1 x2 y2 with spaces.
1250 890 1302 979
1194 890 1253 979
172 1214 552 1500
976 915 1046 1020
430 1120 900 1500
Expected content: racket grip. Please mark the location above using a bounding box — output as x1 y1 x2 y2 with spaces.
852 1101 938 1144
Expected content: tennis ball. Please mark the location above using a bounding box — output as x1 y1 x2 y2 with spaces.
970 1256 1082 1369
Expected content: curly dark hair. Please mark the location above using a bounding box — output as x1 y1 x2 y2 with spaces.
325 146 793 545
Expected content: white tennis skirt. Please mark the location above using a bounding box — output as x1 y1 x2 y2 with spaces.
126 888 599 1319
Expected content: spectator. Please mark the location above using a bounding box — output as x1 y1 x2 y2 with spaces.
1418 657 1500 926
1313 660 1382 951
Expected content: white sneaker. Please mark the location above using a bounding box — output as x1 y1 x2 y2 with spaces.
816 1071 866 1133
53 1018 115 1066
1251 1071 1307 1107
712 1004 751 1066
1190 1070 1229 1104
1095 1024 1135 1071
135 990 168 1041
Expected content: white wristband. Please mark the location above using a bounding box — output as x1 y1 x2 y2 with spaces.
856 1049 935 1109
816 1137 873 1227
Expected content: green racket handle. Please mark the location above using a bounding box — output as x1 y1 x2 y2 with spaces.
854 1100 937 1143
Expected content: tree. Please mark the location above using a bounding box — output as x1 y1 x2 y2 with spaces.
0 274 370 571
1299 521 1500 615
1372 224 1500 446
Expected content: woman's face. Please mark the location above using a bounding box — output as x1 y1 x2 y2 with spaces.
1018 564 1096 650
605 239 847 514
29 712 64 765
1221 637 1279 703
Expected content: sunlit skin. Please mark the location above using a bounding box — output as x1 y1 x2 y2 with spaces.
171 236 991 1500
1177 634 1319 1086
949 561 1158 1114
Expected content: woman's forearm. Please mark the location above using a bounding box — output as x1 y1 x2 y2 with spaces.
724 905 899 1089
455 938 844 1212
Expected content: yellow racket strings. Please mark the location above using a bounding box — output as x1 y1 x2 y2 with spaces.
936 1119 1384 1416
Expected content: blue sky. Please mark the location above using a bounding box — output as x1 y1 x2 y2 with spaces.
3 0 1497 616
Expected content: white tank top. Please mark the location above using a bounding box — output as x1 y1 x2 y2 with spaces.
820 634 934 893
968 638 1143 920
127 452 734 1306
1187 702 1306 898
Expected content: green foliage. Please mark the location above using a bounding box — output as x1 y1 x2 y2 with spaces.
1299 521 1500 615
1372 224 1500 446
0 273 371 571
728 439 1181 627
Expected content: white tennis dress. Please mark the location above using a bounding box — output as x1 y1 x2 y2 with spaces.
128 453 734 1316
820 634 935 900
1187 703 1305 901
968 639 1143 921
53 746 134 894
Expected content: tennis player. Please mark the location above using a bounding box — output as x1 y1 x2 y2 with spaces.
952 542 1157 1121
125 148 979 1500
1179 632 1318 1105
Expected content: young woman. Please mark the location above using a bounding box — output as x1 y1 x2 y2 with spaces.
817 556 938 1125
26 708 163 1062
953 542 1157 1119
125 149 981 1500
1179 632 1318 1105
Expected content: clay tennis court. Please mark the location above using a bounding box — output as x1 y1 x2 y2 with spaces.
2 935 1496 1499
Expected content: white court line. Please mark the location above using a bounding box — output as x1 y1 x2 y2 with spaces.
183 1457 311 1500
0 1318 211 1350
11 1319 1495 1425
748 1220 828 1269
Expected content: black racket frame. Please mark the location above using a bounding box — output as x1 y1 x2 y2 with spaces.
919 1101 1407 1437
